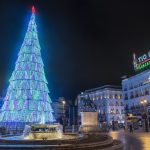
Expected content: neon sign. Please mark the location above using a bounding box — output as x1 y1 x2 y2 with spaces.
133 51 150 71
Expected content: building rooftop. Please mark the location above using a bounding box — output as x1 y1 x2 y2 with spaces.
122 69 150 82
84 85 122 93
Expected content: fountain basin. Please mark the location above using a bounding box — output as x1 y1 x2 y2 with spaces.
23 124 63 140
0 133 123 150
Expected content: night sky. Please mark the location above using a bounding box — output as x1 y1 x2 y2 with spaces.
0 0 150 101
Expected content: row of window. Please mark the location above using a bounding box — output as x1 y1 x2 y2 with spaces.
124 88 149 100
125 104 149 110
110 108 124 114
98 101 124 107
123 77 150 91
82 93 122 101
99 109 124 114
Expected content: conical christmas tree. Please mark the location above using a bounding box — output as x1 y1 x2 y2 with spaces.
0 6 55 129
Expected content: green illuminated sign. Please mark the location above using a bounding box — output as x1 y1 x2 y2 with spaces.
133 52 150 71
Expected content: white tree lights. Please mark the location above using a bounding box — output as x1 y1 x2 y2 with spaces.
0 6 55 129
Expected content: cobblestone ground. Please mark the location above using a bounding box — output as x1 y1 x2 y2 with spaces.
109 129 150 150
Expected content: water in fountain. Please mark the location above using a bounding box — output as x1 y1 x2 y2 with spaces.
23 124 63 140
40 112 45 125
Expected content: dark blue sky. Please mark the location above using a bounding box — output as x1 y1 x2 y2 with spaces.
0 0 150 101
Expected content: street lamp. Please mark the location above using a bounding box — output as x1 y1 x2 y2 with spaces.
62 100 66 105
110 110 115 130
140 99 148 132
62 100 66 133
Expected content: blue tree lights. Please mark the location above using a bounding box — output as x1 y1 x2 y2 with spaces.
0 6 55 129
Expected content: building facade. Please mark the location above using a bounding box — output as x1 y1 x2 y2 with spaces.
52 97 69 125
122 69 150 117
77 85 125 124
52 97 77 126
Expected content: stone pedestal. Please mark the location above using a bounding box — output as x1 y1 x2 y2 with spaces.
79 112 100 133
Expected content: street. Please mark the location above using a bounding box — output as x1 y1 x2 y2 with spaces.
109 130 150 150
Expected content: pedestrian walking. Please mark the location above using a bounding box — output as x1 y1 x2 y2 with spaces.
129 124 133 133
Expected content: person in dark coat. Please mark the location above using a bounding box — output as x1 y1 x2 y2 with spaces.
129 124 133 133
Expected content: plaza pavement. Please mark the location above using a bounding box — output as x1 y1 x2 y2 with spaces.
108 129 150 150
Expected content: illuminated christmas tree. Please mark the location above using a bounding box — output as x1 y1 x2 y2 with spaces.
0 6 55 129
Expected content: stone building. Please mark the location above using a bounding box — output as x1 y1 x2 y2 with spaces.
122 69 150 117
77 85 125 124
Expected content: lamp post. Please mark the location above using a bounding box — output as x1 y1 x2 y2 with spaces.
140 99 148 132
111 110 115 130
62 100 66 133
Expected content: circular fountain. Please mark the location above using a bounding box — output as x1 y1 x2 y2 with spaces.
0 118 123 149
23 124 63 140
0 132 123 150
